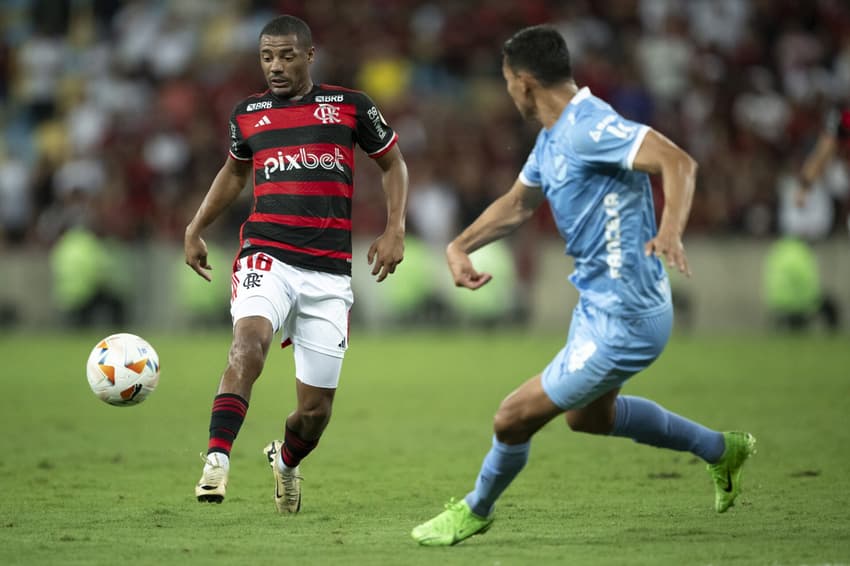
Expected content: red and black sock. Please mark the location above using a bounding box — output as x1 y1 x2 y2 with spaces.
281 425 319 467
207 393 249 456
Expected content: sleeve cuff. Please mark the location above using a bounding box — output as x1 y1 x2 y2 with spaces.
625 125 650 170
368 132 398 158
229 150 252 162
519 170 541 187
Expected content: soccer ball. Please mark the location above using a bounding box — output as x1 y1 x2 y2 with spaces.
86 333 160 406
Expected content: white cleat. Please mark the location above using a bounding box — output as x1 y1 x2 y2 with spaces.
195 452 228 503
263 440 302 513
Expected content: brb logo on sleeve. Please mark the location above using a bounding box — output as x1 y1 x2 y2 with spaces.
263 147 345 179
367 106 387 139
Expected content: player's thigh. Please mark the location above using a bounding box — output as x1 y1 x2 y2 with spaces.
294 343 344 389
542 305 623 410
230 253 294 332
292 269 353 359
542 303 673 410
614 305 673 374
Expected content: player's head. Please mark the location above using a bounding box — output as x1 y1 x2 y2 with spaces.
502 25 573 120
259 15 315 98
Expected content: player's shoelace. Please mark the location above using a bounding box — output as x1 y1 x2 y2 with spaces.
430 498 466 529
198 453 226 486
280 469 303 506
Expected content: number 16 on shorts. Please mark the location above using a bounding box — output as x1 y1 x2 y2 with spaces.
231 252 273 300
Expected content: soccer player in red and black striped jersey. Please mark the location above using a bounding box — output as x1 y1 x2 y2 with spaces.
185 15 408 512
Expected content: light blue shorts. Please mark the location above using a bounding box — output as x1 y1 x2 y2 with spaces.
541 301 673 410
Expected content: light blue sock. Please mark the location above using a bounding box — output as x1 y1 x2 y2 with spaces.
464 436 530 518
611 395 725 463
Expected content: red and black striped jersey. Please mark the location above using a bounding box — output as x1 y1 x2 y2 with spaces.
228 83 398 276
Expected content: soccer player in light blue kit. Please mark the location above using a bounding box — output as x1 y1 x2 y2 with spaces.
412 25 756 546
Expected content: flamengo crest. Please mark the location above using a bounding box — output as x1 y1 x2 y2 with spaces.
314 104 341 124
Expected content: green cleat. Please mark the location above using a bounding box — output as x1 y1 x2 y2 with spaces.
411 498 494 546
707 431 756 513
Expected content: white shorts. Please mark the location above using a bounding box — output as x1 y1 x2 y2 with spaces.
230 252 353 387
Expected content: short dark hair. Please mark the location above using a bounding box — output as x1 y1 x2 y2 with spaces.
502 25 572 86
260 15 312 47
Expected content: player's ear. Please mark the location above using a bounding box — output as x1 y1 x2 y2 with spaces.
306 46 315 64
517 71 535 94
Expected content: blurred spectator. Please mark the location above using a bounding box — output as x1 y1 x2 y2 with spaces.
636 12 694 106
2 0 850 255
795 105 850 233
0 147 32 245
407 158 459 249
49 222 128 329
761 237 840 333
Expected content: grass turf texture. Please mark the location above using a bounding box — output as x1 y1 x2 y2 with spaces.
0 331 848 565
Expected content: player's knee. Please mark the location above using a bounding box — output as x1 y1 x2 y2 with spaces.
227 337 269 383
301 402 332 423
493 401 529 443
492 410 510 438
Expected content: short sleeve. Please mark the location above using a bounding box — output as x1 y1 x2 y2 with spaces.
228 106 252 161
518 131 544 187
569 111 649 170
354 93 398 158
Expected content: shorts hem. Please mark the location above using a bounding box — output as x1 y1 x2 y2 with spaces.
293 337 346 359
231 295 279 330
541 371 572 410
295 376 339 389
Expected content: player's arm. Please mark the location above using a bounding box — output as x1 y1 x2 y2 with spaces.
632 129 697 276
184 157 252 281
797 108 845 206
368 144 408 283
797 131 837 205
447 178 545 289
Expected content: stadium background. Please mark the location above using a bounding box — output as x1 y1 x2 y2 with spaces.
2 3 850 565
1 0 849 332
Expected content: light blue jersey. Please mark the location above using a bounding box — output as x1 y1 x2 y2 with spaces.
520 87 670 316
458 86 725 522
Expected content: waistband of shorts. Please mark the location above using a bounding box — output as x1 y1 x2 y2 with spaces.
579 296 672 320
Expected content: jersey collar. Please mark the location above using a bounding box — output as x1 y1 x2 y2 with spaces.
568 86 591 107
547 86 591 134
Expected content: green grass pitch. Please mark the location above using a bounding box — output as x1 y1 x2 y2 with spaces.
0 330 848 565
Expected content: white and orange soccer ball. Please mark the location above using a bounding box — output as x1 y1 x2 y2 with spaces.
86 333 160 406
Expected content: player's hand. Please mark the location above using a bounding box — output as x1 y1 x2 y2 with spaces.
446 243 492 290
367 228 404 282
644 228 691 277
184 231 213 282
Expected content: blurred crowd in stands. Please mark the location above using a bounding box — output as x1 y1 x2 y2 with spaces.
1 0 849 255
